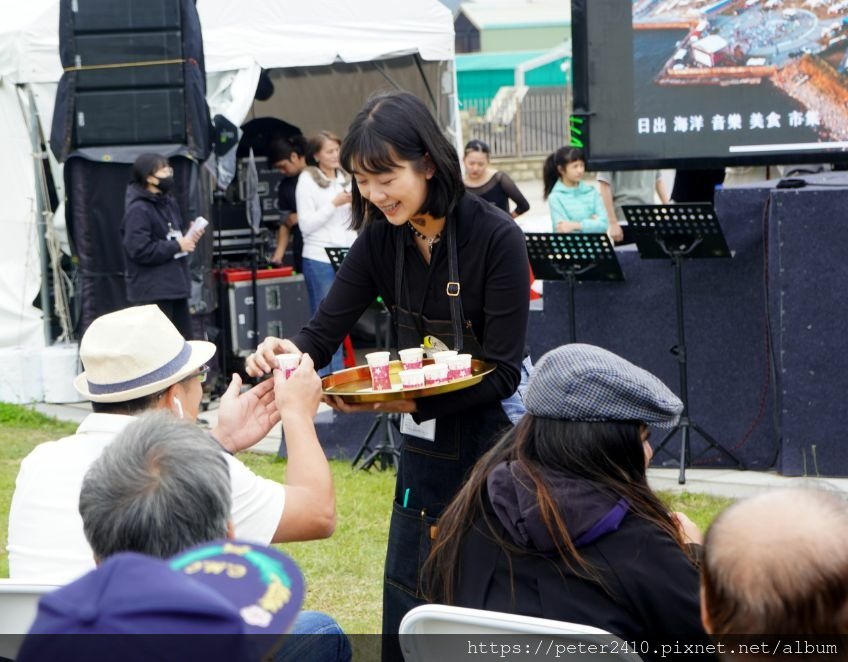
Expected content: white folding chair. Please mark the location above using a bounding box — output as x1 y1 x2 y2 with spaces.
399 604 644 662
0 580 59 660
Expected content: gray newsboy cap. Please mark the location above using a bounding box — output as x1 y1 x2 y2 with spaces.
524 344 683 428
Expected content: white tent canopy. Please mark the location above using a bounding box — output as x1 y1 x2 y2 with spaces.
1 1 454 81
0 0 457 350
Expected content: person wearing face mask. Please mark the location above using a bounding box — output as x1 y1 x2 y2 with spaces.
121 153 200 339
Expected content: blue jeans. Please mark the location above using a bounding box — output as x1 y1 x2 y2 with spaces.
301 257 345 375
274 610 352 662
500 354 533 425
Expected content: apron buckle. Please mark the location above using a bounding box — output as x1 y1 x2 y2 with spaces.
446 282 461 297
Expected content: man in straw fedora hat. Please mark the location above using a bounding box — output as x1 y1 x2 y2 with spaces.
8 304 336 584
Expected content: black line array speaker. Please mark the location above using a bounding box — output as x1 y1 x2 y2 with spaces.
75 89 186 146
52 0 211 157
74 32 184 89
69 0 185 147
71 0 181 32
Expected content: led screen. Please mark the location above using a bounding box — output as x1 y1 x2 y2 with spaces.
572 0 848 168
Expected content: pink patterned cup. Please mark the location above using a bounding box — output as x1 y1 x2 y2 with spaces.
399 369 425 390
365 351 392 391
423 363 449 386
398 347 424 370
447 353 473 380
432 350 457 366
276 353 300 380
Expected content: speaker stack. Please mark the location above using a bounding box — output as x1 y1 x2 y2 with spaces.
51 0 211 160
51 0 213 333
72 0 185 148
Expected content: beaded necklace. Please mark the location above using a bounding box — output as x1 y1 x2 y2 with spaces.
407 221 442 254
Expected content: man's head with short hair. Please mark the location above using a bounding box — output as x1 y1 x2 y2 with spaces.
702 488 848 635
79 412 232 562
268 135 308 176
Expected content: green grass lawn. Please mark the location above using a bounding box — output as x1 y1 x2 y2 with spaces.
0 403 732 635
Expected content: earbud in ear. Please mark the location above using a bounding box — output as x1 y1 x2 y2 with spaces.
173 397 184 420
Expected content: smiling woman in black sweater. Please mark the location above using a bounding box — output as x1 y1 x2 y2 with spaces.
246 91 530 662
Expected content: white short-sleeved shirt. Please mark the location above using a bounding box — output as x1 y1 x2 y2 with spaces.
7 413 285 584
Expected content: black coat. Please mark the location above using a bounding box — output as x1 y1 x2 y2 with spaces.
452 463 710 660
121 184 191 303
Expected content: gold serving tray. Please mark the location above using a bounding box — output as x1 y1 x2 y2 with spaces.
322 358 496 404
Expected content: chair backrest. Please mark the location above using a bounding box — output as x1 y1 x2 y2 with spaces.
399 604 644 662
0 580 59 660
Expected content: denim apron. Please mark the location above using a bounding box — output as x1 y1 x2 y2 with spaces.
381 217 512 661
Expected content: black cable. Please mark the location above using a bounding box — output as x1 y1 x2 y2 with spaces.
693 197 779 467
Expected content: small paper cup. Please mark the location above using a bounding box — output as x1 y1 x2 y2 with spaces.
399 369 425 390
365 351 392 391
365 351 391 366
276 353 300 380
447 353 473 380
398 347 424 370
432 350 458 365
423 363 449 386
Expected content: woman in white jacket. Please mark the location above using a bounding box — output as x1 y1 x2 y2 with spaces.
296 130 357 374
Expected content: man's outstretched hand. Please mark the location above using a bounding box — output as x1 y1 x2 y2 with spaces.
212 373 281 454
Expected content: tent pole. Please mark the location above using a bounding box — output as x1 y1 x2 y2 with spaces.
412 54 438 111
373 61 404 91
24 86 53 345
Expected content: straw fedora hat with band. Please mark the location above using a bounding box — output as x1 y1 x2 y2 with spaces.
74 305 217 403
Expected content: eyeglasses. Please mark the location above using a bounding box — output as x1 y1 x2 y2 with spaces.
194 365 210 384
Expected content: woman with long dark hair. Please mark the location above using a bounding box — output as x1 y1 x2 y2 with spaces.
121 153 200 339
425 344 707 651
246 91 529 660
463 139 529 218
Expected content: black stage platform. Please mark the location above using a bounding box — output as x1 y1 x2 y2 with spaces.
527 172 848 477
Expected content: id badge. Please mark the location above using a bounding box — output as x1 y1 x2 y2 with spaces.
400 414 436 442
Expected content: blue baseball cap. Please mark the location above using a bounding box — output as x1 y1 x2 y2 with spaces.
168 539 305 635
18 540 305 661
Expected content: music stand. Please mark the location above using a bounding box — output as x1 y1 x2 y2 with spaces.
525 233 623 343
623 203 744 484
325 247 401 471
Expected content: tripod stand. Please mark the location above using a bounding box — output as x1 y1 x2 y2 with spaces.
525 233 623 343
325 247 401 471
625 203 745 484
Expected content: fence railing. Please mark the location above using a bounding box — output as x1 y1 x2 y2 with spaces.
462 87 570 158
